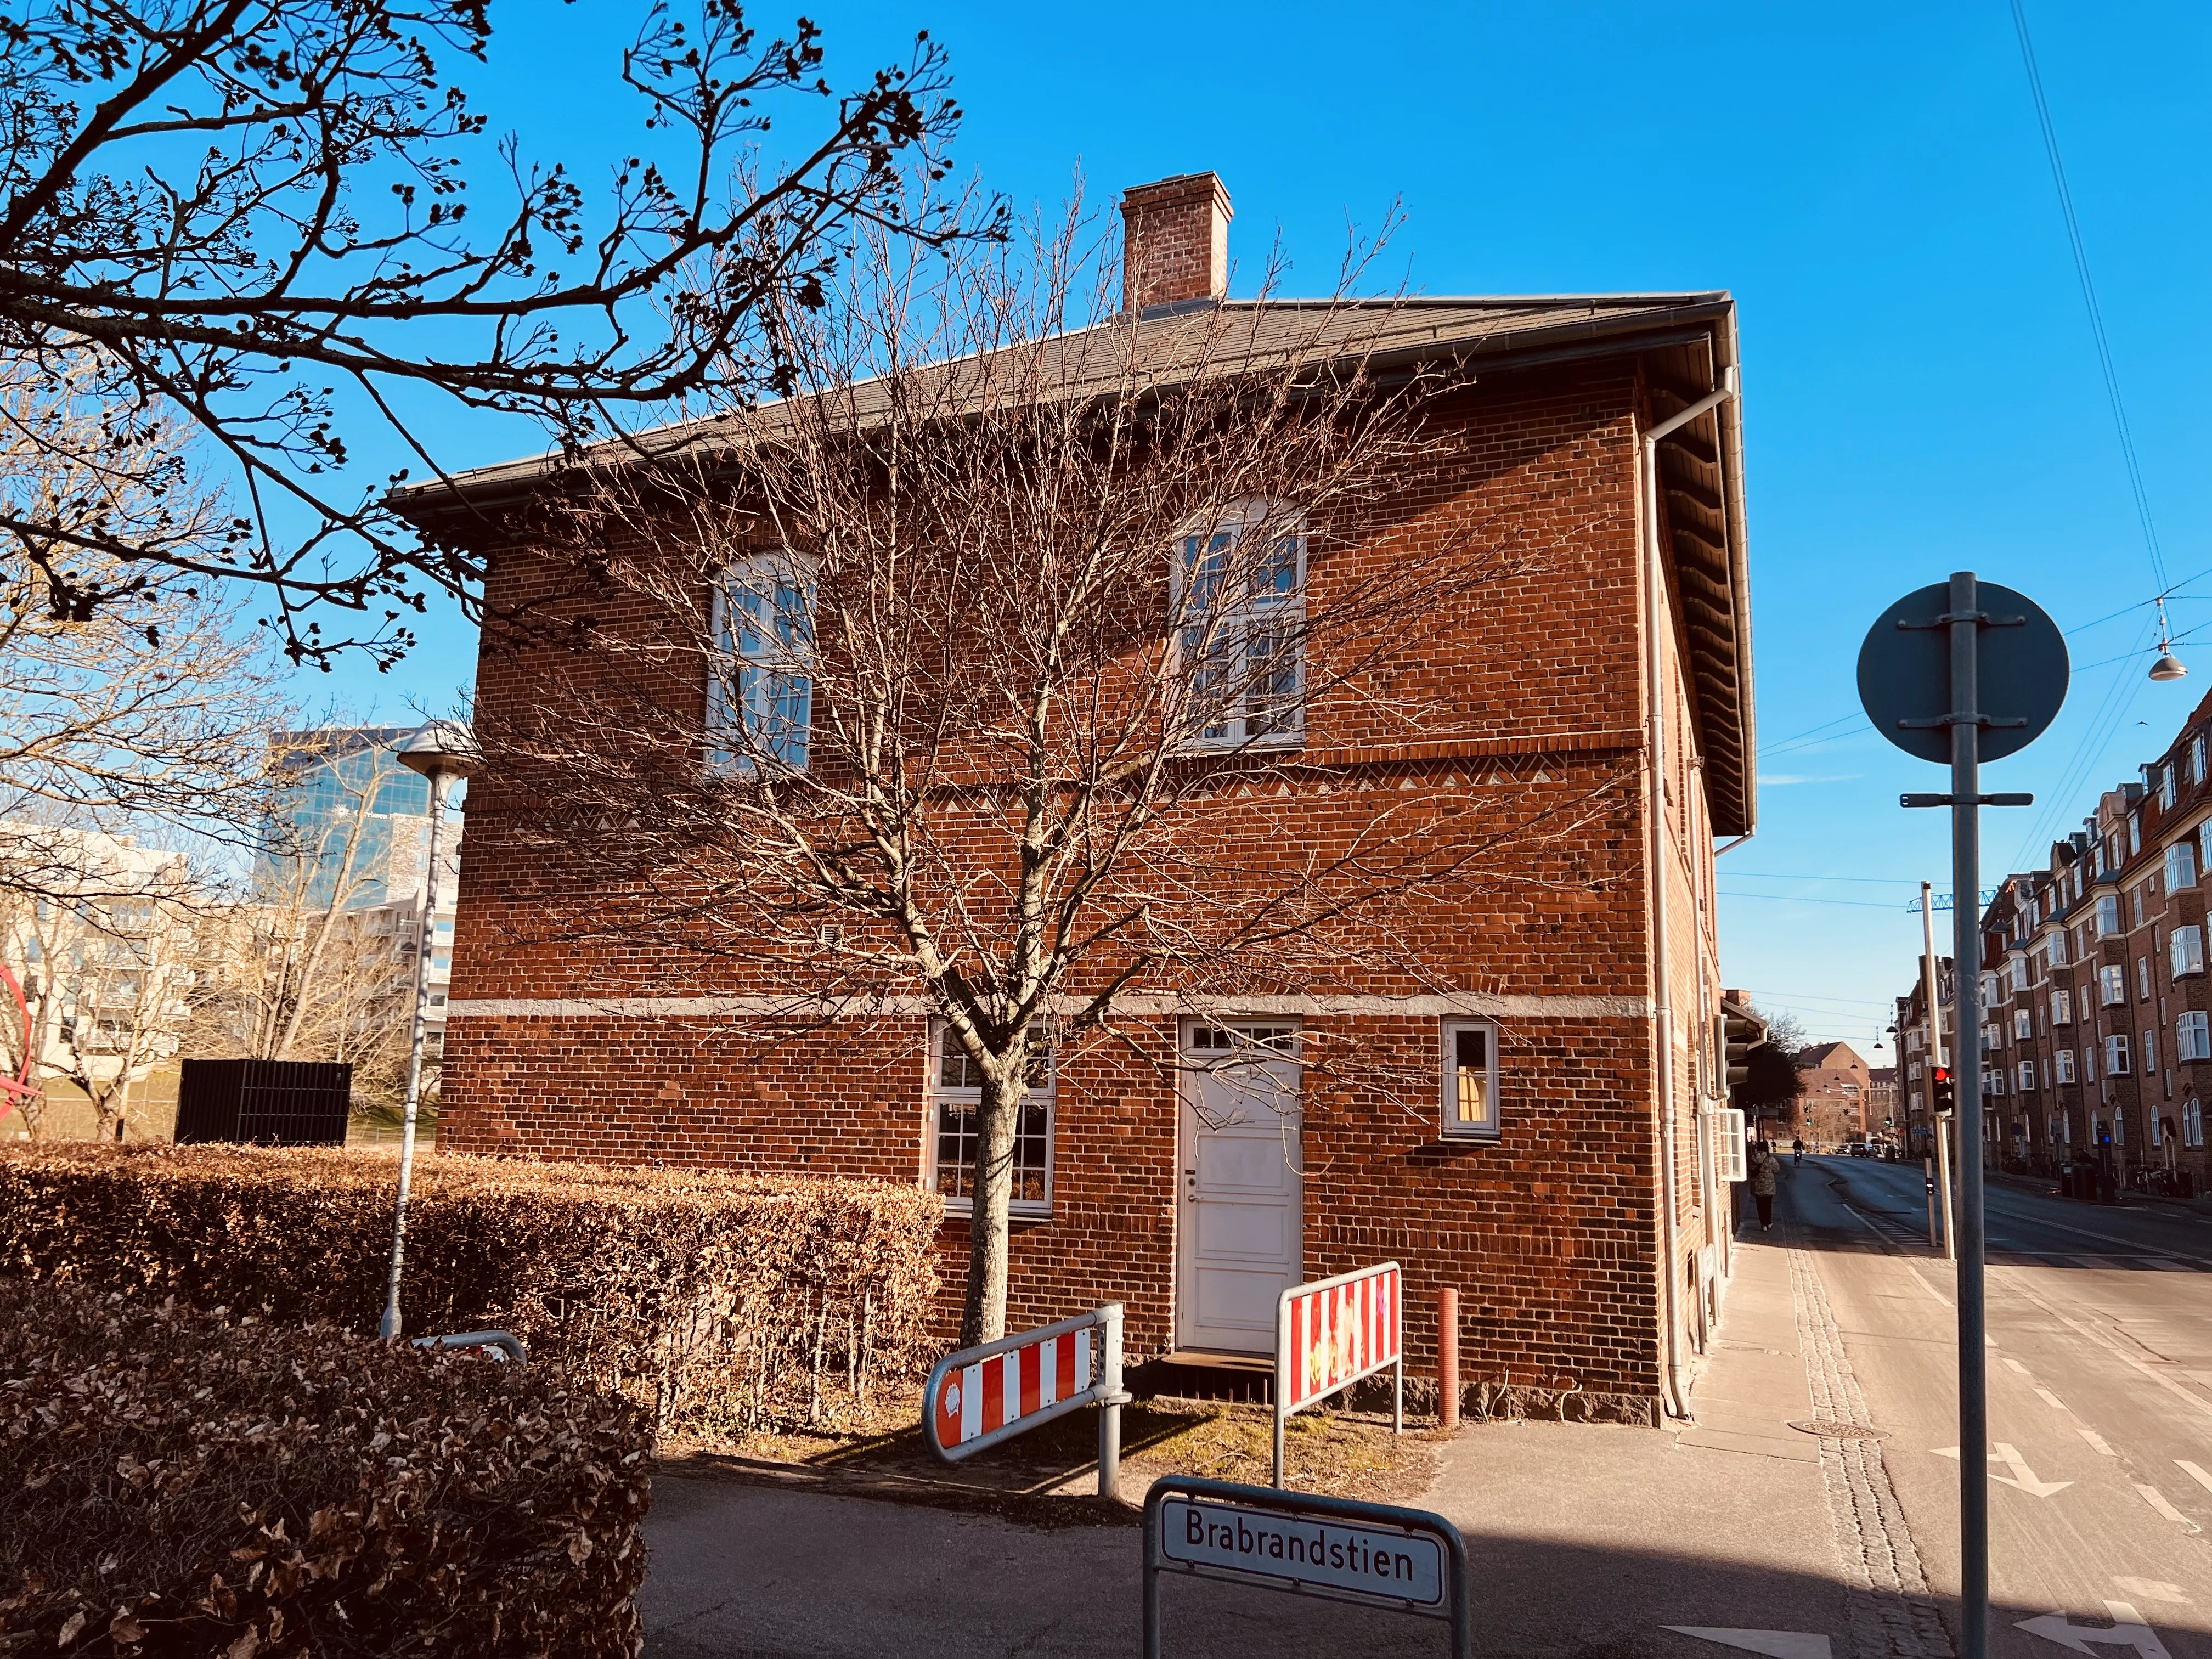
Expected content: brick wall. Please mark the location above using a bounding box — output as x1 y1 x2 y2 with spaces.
436 353 1739 1414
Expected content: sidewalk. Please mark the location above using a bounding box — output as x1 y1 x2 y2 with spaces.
640 1235 1879 1657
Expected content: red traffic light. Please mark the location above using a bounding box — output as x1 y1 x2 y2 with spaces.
1931 1066 1949 1083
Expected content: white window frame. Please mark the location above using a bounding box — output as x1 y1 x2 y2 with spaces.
2012 1008 2032 1041
1440 1017 1502 1141
2009 957 2028 993
2100 964 2126 1007
2106 1033 2131 1076
2172 926 2204 980
2016 1060 2035 1093
2050 989 2071 1026
2180 1010 2211 1063
2187 1097 2204 1147
2167 842 2198 893
926 1025 1056 1218
1171 501 1308 753
2143 1028 2159 1073
2055 1046 2076 1084
2096 895 2121 938
708 555 817 772
2162 764 2177 811
2138 957 2152 1001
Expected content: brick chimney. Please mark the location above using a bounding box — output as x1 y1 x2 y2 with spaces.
1120 172 1232 316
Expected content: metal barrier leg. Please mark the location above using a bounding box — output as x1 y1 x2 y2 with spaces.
1099 1303 1125 1502
1438 1286 1460 1431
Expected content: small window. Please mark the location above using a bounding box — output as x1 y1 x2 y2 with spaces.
2096 895 2121 938
2130 814 2142 856
2055 1046 2076 1084
2009 957 2028 993
2187 1098 2204 1147
2106 1033 2131 1076
2016 1060 2035 1093
2048 932 2067 968
929 1028 1054 1216
2162 765 2177 810
1440 1019 1500 1141
2143 1027 2159 1074
2084 1045 2096 1084
2013 1009 2032 1041
2049 989 2071 1026
2138 957 2152 1001
2180 1011 2211 1062
708 557 816 771
2167 843 2198 893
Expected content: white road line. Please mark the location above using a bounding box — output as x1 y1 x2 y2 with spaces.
2079 1427 2116 1455
2179 1460 2212 1494
2003 1357 2029 1375
2034 1385 2069 1411
1993 1269 2212 1429
1984 1204 2212 1268
2135 1483 2202 1533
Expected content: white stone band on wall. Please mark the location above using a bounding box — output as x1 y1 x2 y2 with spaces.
446 991 1654 1021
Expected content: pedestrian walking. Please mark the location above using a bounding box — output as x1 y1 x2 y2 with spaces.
1747 1138 1779 1231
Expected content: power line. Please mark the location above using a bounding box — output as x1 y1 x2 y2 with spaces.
2008 0 2170 604
1718 891 1913 911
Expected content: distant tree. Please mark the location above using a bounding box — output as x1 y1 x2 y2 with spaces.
0 0 981 664
1732 1005 1806 1132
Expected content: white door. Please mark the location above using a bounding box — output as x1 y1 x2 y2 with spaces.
1176 1023 1304 1353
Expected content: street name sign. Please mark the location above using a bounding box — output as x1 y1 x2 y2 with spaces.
1142 1476 1469 1658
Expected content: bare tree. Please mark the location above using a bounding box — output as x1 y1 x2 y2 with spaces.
187 735 439 1109
0 0 984 663
0 826 205 1141
1 356 288 904
487 202 1633 1342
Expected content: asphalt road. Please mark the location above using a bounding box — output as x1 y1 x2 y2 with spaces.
1782 1153 2212 1657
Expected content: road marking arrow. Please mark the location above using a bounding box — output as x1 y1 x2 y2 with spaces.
2015 1600 2171 1656
2178 1459 2212 1495
1931 1443 2072 1497
1662 1629 1832 1658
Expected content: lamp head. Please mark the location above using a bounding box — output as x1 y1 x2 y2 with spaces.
2151 652 2188 682
395 719 478 782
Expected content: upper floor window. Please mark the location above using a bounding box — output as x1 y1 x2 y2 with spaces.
708 557 816 771
2100 964 2127 1006
2167 843 2198 893
2009 957 2029 993
2013 1008 2032 1041
2195 734 2208 786
2161 765 2177 811
2105 1032 2131 1075
2096 895 2121 938
2174 925 2206 980
2055 1046 2077 1084
2047 930 2067 968
2049 989 2072 1026
2130 814 2142 856
1174 503 1306 751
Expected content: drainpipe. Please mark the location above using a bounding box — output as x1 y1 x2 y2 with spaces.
1642 368 1739 1423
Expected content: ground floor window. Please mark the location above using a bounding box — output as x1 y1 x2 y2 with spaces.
2187 1098 2204 1147
929 1029 1054 1215
1438 1018 1500 1141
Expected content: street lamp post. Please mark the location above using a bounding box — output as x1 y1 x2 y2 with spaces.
378 719 476 1341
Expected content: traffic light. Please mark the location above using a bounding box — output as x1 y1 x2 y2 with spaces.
1932 1066 1954 1115
1720 995 1767 1096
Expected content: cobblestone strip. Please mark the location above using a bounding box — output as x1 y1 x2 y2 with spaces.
1785 1234 1956 1659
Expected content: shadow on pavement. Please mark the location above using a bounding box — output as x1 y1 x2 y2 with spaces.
639 1477 2212 1657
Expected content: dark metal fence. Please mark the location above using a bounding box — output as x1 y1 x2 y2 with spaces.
174 1059 353 1146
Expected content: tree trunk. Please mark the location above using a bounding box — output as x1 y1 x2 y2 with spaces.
958 1067 1024 1346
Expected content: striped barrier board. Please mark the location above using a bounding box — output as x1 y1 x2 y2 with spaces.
1273 1262 1403 1487
922 1303 1128 1498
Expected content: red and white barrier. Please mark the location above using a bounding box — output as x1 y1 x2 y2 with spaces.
1273 1261 1403 1487
922 1304 1127 1498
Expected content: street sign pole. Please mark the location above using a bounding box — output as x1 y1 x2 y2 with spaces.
1946 569 1991 1659
1859 570 2067 1659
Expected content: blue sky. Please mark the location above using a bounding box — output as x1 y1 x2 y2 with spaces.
311 1 2212 1057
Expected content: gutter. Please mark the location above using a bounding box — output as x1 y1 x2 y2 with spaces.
1641 367 1739 1424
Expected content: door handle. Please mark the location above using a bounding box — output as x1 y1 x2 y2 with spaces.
1182 1168 1197 1200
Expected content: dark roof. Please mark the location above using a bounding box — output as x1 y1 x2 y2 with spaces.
390 290 1753 831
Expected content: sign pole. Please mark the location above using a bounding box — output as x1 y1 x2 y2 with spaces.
1948 571 1990 1659
1861 569 2065 1659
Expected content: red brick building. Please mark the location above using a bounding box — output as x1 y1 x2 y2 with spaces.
395 172 1758 1422
1795 1041 1871 1150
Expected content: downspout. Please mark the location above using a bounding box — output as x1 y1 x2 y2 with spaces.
1643 367 1739 1423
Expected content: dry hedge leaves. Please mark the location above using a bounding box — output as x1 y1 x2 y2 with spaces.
0 1144 945 1433
0 1280 656 1656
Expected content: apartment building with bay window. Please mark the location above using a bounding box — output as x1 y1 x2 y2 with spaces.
391 171 1758 1423
1949 687 2212 1195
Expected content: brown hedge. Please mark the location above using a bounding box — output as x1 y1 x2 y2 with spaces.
0 1144 944 1432
0 1280 654 1656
